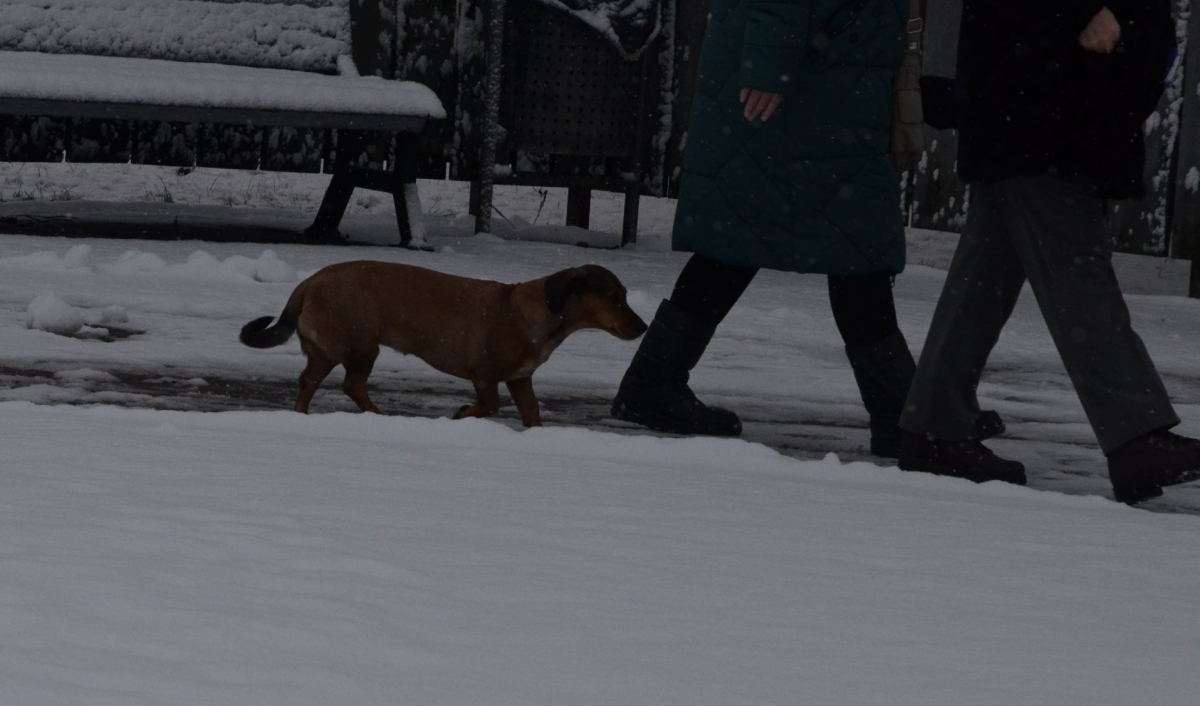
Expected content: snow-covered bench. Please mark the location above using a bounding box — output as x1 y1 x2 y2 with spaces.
0 0 446 247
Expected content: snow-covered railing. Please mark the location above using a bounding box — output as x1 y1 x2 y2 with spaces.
530 0 664 60
0 0 445 248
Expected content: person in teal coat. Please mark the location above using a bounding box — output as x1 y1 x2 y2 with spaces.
611 0 1000 456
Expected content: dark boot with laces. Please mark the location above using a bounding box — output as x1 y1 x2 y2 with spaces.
898 432 1027 485
1107 429 1200 504
611 300 742 437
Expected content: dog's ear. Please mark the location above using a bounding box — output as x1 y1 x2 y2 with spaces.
544 268 583 314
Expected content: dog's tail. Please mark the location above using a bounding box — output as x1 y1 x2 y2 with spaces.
240 287 304 349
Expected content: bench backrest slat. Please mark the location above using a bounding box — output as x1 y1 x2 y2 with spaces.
0 0 351 74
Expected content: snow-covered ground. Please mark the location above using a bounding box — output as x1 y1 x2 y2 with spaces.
2 162 1199 702
6 402 1200 705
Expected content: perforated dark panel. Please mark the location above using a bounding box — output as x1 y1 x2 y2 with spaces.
504 0 642 158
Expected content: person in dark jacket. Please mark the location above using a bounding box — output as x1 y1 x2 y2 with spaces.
610 0 1001 457
898 0 1200 503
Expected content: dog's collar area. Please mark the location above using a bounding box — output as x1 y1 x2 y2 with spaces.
544 313 570 344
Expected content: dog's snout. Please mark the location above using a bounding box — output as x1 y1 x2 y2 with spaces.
630 317 648 338
618 312 648 340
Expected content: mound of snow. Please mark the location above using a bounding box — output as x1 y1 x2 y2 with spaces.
85 305 129 327
0 243 94 272
625 288 655 313
213 249 297 283
0 384 86 404
25 293 84 335
61 243 92 269
101 248 298 283
107 250 167 275
54 368 120 383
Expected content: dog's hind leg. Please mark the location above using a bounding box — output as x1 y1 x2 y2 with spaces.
342 352 382 414
296 348 336 414
505 377 543 427
453 380 501 420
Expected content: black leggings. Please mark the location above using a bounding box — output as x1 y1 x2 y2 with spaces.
669 254 899 349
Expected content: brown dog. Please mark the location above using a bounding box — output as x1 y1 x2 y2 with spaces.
240 261 647 426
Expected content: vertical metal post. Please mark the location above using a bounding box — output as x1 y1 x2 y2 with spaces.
621 48 659 246
566 187 592 229
475 0 507 234
468 180 484 218
621 180 641 246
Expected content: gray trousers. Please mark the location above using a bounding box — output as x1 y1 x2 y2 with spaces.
900 175 1178 454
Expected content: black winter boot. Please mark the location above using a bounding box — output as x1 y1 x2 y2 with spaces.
611 300 742 437
976 410 1006 441
898 433 1027 485
846 332 1006 458
845 331 916 458
1107 429 1200 504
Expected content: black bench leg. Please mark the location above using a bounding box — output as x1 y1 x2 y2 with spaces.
307 173 354 242
305 132 363 244
392 132 432 250
306 131 430 249
393 184 413 248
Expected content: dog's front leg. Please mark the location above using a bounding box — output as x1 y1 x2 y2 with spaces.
453 380 501 420
505 377 543 427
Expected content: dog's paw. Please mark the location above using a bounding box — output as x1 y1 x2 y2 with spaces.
452 404 473 420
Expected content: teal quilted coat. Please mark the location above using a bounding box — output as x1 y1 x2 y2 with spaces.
673 0 908 275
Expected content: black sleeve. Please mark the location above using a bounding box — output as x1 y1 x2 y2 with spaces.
1112 0 1175 126
1078 0 1174 137
1065 0 1110 34
1103 0 1140 28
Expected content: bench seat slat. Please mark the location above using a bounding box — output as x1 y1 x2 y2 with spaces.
0 98 431 133
0 52 446 127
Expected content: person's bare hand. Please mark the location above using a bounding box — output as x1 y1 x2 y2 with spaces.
741 88 785 122
1079 7 1121 54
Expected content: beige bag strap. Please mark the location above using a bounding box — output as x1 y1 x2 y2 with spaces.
890 0 928 173
907 0 927 55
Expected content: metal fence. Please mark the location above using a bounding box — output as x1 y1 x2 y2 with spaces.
5 0 1199 273
454 0 1200 265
